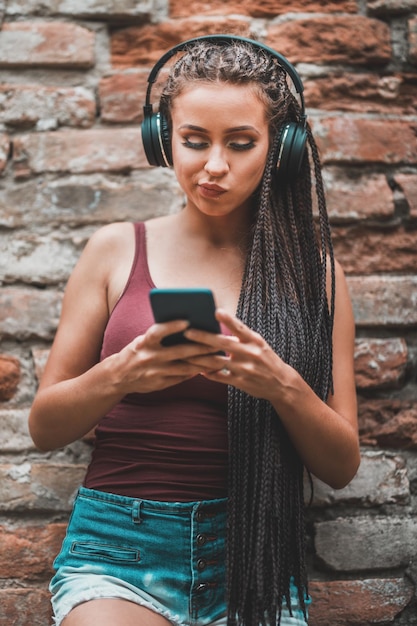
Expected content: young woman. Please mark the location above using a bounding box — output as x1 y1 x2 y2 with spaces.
29 36 360 626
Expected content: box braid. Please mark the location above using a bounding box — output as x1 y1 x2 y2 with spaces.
160 40 335 626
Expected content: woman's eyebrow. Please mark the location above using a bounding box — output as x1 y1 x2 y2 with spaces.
178 124 261 134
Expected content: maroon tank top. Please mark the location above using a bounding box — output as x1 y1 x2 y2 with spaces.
84 222 228 501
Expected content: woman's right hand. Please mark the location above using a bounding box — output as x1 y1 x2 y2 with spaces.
110 319 222 395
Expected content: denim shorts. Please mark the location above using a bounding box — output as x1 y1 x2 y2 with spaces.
50 487 310 625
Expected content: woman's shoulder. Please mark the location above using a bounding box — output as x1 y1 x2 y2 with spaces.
69 222 136 292
86 221 136 252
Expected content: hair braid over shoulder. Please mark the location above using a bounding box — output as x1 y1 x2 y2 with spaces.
161 39 335 626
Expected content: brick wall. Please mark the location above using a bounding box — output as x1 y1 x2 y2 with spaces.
0 1 416 624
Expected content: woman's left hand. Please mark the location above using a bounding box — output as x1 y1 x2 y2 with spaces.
183 308 288 400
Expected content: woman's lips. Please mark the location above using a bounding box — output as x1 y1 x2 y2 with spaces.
198 183 227 198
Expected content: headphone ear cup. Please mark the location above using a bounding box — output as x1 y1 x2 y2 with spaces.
159 113 172 167
141 112 172 167
276 122 307 182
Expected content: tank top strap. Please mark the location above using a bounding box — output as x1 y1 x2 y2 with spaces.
133 221 155 289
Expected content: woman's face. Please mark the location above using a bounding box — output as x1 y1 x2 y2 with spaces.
170 82 270 219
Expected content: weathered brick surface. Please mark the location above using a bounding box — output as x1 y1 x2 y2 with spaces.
348 276 417 327
99 71 148 123
308 578 414 625
408 16 417 63
0 408 36 452
110 20 252 67
304 72 417 114
0 84 96 130
332 226 417 273
367 0 417 14
312 117 417 164
0 523 65 579
354 338 408 389
13 128 146 178
0 463 86 512
359 398 417 450
0 232 81 285
0 22 95 68
315 516 417 570
169 0 358 18
266 16 391 65
0 287 62 340
6 0 158 20
0 589 52 626
323 170 395 221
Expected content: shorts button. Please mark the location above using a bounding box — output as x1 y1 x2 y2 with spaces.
196 533 207 546
195 583 207 593
197 558 207 570
196 511 205 522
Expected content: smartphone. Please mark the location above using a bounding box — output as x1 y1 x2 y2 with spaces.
149 287 221 346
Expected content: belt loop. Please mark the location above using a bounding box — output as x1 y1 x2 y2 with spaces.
132 500 142 524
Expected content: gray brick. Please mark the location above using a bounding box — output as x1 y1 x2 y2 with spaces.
311 450 410 507
315 516 417 571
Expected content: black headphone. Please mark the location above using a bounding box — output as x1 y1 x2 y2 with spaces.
141 35 307 181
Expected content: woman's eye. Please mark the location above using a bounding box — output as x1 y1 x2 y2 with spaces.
229 140 256 151
182 137 208 150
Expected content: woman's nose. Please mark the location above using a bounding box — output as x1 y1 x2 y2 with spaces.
204 147 229 177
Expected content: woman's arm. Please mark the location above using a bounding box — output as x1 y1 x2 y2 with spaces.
28 223 211 451
184 260 360 489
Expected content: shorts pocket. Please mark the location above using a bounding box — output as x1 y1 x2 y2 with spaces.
71 541 140 563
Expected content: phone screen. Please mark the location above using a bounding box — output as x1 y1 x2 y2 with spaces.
149 288 220 346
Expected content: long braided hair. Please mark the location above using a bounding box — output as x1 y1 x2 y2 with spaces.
160 39 335 625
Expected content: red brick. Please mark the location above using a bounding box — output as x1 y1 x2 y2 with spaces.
304 72 417 115
409 16 417 64
0 463 87 512
0 588 52 626
368 0 417 13
309 578 414 625
354 338 408 390
13 128 145 178
0 22 95 68
312 117 417 165
359 398 417 449
315 516 417 570
0 523 65 579
169 0 357 18
110 20 252 68
99 71 148 123
0 84 96 129
266 16 391 65
348 276 417 327
395 173 417 218
0 132 10 172
323 170 394 221
0 354 20 401
332 226 417 273
0 286 62 341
